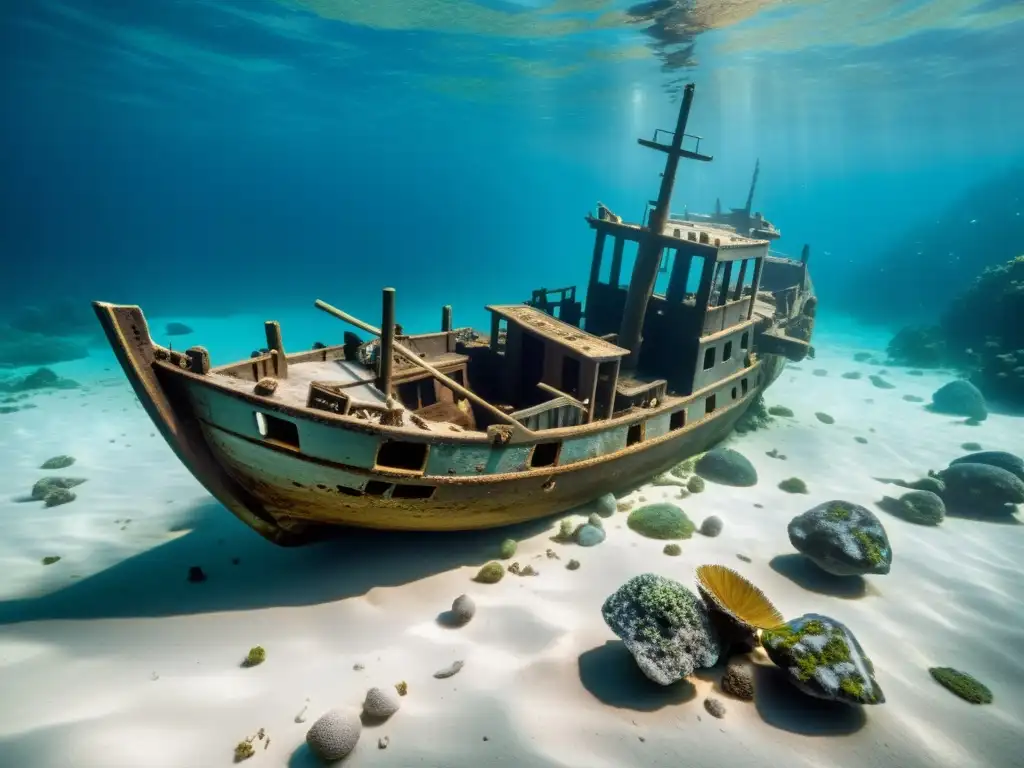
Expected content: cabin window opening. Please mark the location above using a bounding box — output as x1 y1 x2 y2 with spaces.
741 258 758 294
336 484 362 497
627 422 644 446
376 440 428 472
391 484 435 500
731 386 738 400
740 331 749 349
364 481 391 496
254 411 299 449
618 242 639 288
723 341 733 361
597 236 612 284
670 409 686 431
685 254 707 298
561 355 582 398
417 378 438 408
530 441 561 468
397 381 420 409
728 260 743 297
705 394 717 415
703 347 716 371
741 378 749 395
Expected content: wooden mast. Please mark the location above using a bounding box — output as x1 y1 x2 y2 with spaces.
617 82 712 370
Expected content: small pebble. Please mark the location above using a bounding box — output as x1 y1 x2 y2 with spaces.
704 696 726 718
378 736 389 749
434 660 464 679
566 559 580 570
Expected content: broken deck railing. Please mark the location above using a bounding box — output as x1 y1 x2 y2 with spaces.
314 295 530 435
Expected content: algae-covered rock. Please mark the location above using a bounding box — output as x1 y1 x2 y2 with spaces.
930 379 987 421
601 573 720 685
768 405 794 417
721 660 755 701
627 503 695 540
761 613 884 705
949 450 1024 482
880 490 945 526
937 462 1024 514
788 500 892 576
498 538 517 559
40 455 75 470
306 709 361 761
928 667 993 704
31 476 86 500
241 646 266 667
474 562 505 583
593 492 617 518
699 515 723 537
44 487 76 507
695 448 758 487
778 477 808 494
663 543 682 556
686 475 705 494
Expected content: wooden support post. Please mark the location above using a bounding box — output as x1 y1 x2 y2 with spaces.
378 288 396 396
264 321 287 378
441 304 453 332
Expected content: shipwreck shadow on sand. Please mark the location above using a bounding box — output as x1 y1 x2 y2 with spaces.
769 554 869 599
753 665 867 735
0 499 556 625
578 640 697 711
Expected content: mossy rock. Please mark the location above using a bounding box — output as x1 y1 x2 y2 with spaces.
778 477 808 494
627 504 695 540
31 476 86 500
40 455 75 470
768 405 794 417
694 448 758 487
686 475 705 494
880 490 945 526
498 538 517 559
242 646 266 668
663 543 682 556
474 562 505 584
44 487 76 507
815 411 835 424
929 667 992 704
41 555 61 566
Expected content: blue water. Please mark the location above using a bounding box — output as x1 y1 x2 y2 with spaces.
2 4 1024 767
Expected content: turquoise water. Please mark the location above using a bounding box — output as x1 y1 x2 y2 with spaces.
1 3 1023 768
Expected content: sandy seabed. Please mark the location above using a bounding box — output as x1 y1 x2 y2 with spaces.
1 315 1022 768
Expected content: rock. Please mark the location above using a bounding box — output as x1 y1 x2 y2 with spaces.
853 352 872 362
930 380 987 421
886 326 947 368
451 594 476 624
43 487 76 507
905 476 946 495
695 448 758 487
0 367 80 393
30 476 86 501
165 322 194 336
778 477 808 494
593 492 617 518
434 660 464 679
788 500 892 576
761 613 884 705
703 696 726 718
699 515 723 537
768 405 794 417
881 490 945 526
474 562 505 583
949 451 1024 482
498 538 517 559
306 709 361 762
960 442 983 451
576 524 606 547
721 661 754 700
566 559 580 570
686 475 705 493
601 573 720 685
868 375 895 390
627 503 695 540
40 455 75 470
936 462 1024 513
815 412 835 424
587 512 604 529
902 394 925 403
841 371 862 380
663 543 682 556
813 369 828 377
0 330 90 369
363 687 401 719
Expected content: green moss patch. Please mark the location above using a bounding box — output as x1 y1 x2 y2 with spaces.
929 667 993 704
778 477 808 494
627 504 695 540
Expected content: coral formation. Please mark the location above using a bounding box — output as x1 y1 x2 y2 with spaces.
601 573 720 685
694 564 784 632
928 667 993 704
627 503 695 540
234 740 255 762
762 613 884 705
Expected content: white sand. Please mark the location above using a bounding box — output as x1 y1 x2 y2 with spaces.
1 315 1022 768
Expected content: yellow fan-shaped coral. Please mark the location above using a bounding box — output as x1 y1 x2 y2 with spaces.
695 564 785 630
